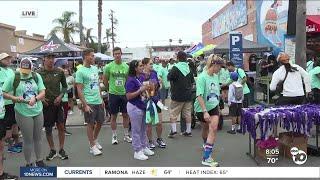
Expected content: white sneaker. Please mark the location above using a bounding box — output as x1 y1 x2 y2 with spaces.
134 150 148 160
68 111 74 115
89 145 102 156
94 140 102 150
143 148 154 156
112 135 118 145
124 135 132 143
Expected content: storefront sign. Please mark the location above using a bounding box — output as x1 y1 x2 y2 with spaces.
229 33 243 68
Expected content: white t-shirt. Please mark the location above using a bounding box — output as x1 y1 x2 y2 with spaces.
66 76 75 90
270 64 311 97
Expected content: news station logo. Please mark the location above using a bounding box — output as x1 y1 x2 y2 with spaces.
20 9 38 18
20 167 57 178
290 147 307 165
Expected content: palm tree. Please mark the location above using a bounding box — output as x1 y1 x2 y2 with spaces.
97 0 102 52
79 0 84 46
83 28 97 47
103 28 116 51
51 11 79 43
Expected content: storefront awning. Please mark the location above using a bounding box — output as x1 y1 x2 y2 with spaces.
307 15 320 33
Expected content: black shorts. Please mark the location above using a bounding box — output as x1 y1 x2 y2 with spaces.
196 106 219 123
3 104 17 129
0 120 6 139
67 88 73 99
84 104 105 124
108 94 128 114
43 103 65 129
229 103 243 117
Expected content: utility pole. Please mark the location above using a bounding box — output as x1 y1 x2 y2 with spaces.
97 0 102 52
295 0 306 68
109 10 116 50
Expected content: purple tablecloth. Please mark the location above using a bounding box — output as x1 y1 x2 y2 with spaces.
241 104 320 140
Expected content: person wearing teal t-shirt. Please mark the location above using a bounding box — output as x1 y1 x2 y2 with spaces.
103 47 131 145
76 48 104 156
194 54 223 167
0 53 19 179
3 58 46 167
226 61 250 108
0 53 23 154
309 58 320 104
159 60 170 104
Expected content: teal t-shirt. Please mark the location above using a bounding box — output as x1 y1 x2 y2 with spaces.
153 64 162 76
167 63 175 71
194 71 220 113
104 61 129 95
309 66 320 89
306 61 314 72
2 72 45 117
159 66 170 89
76 65 102 105
218 68 230 85
61 84 68 102
0 67 15 105
236 68 250 95
0 85 4 119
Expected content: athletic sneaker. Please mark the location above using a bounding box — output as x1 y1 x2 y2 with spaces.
182 132 192 137
7 146 22 153
89 145 102 156
134 150 148 160
112 135 118 145
149 140 155 150
68 111 74 115
35 160 47 167
227 130 236 134
124 134 132 143
168 131 177 138
236 129 243 134
95 140 103 150
58 149 69 160
65 130 72 136
156 138 166 148
143 147 154 156
201 157 219 167
0 172 19 180
46 149 57 161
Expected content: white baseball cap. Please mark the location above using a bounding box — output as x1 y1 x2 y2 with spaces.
0 53 12 61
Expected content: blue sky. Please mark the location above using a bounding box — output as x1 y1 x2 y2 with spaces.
0 0 229 48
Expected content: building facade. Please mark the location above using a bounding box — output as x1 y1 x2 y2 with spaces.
202 0 257 70
0 23 45 56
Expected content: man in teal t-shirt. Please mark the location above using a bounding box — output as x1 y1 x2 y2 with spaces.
0 53 22 153
159 61 170 104
76 48 104 156
226 61 250 108
103 47 131 145
309 64 320 104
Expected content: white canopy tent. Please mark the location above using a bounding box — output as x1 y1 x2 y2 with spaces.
94 53 114 61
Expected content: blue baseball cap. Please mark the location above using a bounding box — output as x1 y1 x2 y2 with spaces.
230 71 238 81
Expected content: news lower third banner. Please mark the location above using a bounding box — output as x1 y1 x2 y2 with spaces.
20 167 320 178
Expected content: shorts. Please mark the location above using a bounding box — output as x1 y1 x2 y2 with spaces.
196 106 219 123
3 104 17 129
160 88 169 101
170 101 192 120
229 103 243 117
0 120 6 139
43 103 65 129
108 94 128 114
84 104 105 124
67 88 74 99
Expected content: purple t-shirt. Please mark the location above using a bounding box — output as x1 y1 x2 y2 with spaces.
139 70 160 103
125 76 146 110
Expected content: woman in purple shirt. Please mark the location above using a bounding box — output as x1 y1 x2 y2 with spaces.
140 58 166 149
125 60 155 160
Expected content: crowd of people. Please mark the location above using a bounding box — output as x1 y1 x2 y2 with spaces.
0 48 318 178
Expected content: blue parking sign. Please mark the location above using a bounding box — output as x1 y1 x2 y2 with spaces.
229 33 243 68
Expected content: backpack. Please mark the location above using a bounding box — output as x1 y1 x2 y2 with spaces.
233 82 243 101
13 71 38 96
